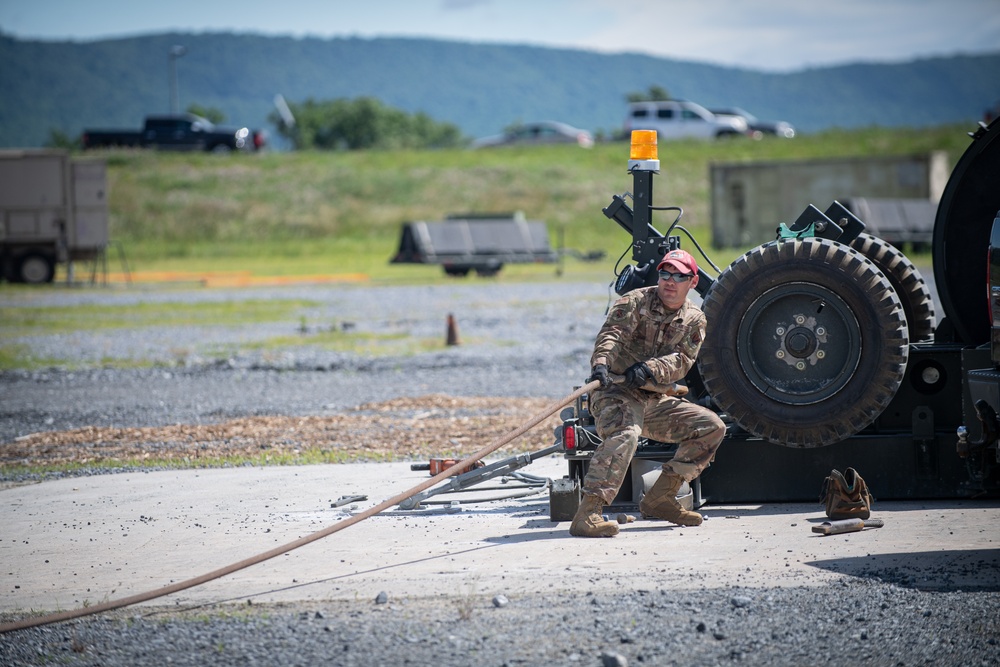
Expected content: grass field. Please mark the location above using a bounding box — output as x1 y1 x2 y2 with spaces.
56 124 971 286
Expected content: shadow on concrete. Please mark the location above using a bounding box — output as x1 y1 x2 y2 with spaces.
806 548 1000 592
700 500 1000 518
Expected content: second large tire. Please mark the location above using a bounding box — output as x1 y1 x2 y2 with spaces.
849 232 935 342
698 238 909 447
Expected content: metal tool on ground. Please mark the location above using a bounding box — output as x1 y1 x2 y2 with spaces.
0 380 601 635
812 518 885 535
410 458 485 476
331 495 368 508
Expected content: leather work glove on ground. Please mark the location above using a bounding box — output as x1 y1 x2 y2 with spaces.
587 364 611 388
820 467 874 520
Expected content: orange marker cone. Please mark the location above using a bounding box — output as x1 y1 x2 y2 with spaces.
446 313 461 346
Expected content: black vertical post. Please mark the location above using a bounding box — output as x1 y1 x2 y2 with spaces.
630 169 659 268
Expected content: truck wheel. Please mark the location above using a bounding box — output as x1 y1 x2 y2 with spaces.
849 233 936 342
698 238 909 447
17 252 56 284
443 267 470 277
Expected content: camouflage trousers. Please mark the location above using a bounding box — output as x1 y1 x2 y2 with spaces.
582 385 726 504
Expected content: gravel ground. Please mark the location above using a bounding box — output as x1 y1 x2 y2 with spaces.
0 281 609 446
2 278 998 666
3 584 998 666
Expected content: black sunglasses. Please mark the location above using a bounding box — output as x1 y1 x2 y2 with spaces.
658 270 694 283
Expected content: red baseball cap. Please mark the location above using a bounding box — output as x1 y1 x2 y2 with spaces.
657 249 698 275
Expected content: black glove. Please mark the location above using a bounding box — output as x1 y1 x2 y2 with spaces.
624 362 654 389
587 364 611 388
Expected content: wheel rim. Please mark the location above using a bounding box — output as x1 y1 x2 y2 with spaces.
738 283 860 405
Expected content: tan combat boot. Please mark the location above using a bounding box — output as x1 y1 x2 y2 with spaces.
639 470 703 526
569 494 620 537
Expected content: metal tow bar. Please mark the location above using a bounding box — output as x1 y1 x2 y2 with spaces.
398 443 563 510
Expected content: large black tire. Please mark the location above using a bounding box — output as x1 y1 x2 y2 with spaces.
698 238 909 447
849 232 936 342
933 117 1000 346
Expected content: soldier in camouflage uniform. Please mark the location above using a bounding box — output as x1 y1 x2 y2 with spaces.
570 248 726 537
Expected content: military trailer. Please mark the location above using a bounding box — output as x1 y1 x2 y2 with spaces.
0 149 108 284
553 120 1000 508
391 212 559 277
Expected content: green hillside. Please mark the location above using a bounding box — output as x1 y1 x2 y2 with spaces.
82 123 973 284
1 31 998 148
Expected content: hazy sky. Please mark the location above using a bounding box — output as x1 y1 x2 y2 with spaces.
1 0 998 72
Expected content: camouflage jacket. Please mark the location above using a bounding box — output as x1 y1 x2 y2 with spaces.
590 286 706 388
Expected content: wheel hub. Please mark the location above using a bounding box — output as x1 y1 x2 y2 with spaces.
738 284 860 405
777 319 826 365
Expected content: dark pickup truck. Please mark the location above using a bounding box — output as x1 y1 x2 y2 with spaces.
82 114 266 152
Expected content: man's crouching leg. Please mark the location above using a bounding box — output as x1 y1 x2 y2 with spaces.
638 469 702 526
638 408 725 527
569 493 620 537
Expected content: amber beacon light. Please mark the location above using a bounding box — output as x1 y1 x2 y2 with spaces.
628 129 659 172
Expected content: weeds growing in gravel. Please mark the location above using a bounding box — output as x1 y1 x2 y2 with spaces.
0 343 66 370
455 579 481 621
0 299 319 336
0 448 402 481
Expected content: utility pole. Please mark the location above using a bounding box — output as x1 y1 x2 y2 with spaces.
168 45 187 114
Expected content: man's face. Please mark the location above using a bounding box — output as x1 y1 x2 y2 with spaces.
656 268 698 309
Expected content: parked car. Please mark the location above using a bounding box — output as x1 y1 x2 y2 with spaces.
624 100 747 140
472 121 594 148
710 107 796 139
82 114 267 152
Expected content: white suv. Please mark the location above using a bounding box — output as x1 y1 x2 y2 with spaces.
625 100 748 140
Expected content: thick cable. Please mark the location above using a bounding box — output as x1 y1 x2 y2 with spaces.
0 380 598 634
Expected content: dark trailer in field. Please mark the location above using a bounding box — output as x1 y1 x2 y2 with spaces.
391 212 559 276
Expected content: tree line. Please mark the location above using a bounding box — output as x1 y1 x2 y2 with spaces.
267 96 464 150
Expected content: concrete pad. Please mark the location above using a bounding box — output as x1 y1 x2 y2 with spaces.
2 458 999 615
